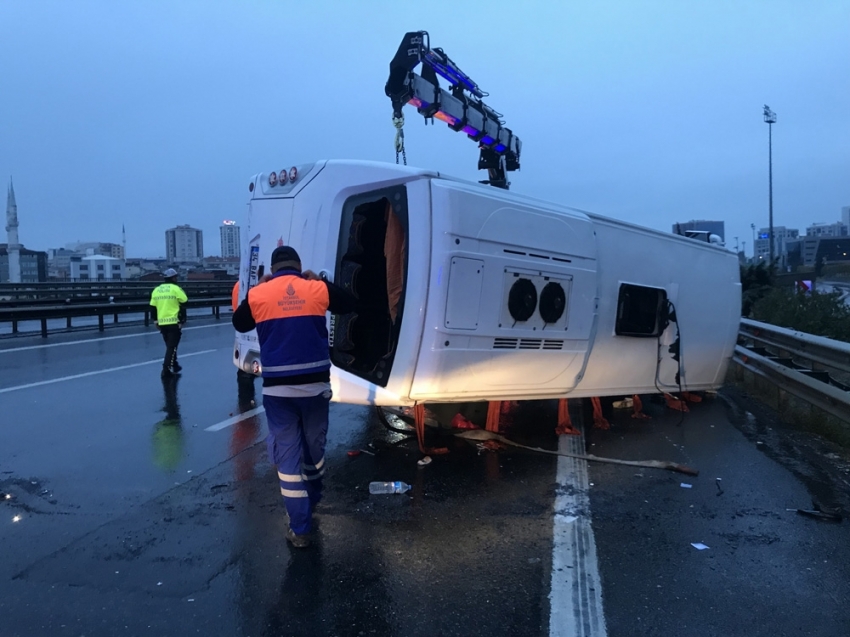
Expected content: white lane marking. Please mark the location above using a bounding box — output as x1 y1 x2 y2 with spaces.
0 349 218 394
550 433 608 637
0 323 230 354
205 406 265 432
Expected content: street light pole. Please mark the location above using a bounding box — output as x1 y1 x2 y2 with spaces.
750 223 755 257
763 105 777 266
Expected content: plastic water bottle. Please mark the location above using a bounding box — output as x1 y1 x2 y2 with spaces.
369 481 411 495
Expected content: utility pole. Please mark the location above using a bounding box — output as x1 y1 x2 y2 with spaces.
763 105 777 266
734 236 739 252
750 223 755 258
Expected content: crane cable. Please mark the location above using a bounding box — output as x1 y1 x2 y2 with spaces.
393 115 407 166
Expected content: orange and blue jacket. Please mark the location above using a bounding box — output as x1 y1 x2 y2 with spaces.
232 268 356 385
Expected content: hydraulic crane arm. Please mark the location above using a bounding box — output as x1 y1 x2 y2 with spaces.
385 31 521 189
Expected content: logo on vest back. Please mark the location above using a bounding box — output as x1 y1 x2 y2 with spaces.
278 281 306 310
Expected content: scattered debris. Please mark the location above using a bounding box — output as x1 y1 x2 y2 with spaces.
690 543 710 550
417 456 433 467
451 413 479 430
794 502 842 523
369 481 411 495
680 483 693 489
359 448 375 456
715 478 724 496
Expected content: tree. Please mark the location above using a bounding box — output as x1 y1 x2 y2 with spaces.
751 288 850 342
740 262 775 317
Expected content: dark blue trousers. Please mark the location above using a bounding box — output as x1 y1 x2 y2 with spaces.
263 393 329 535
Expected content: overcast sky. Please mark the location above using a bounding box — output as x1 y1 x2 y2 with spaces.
1 1 848 258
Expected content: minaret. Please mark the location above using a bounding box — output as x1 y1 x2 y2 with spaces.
5 177 21 283
122 223 127 258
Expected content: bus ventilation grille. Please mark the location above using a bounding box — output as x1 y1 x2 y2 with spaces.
493 338 564 350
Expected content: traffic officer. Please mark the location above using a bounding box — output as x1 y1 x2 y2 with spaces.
150 268 188 378
232 246 356 548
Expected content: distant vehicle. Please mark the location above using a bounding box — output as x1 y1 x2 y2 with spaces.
232 160 741 405
677 229 725 247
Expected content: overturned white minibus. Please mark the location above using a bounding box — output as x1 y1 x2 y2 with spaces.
233 160 740 406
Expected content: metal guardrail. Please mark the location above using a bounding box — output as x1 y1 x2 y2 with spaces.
0 297 232 338
734 318 850 422
0 281 235 303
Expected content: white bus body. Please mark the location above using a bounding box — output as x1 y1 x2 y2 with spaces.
233 160 740 406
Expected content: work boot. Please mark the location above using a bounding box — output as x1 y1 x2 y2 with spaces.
172 362 182 373
285 528 311 548
161 366 174 379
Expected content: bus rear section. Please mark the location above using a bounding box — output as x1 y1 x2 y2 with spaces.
234 161 433 406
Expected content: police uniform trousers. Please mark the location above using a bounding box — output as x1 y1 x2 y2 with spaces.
263 392 329 535
159 324 182 369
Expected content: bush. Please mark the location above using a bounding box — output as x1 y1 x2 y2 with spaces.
751 288 850 342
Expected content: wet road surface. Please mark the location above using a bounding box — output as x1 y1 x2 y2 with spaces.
1 320 849 636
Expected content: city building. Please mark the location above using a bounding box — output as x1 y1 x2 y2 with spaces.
47 248 77 280
787 237 850 268
753 226 799 265
0 244 47 283
165 225 203 263
69 254 125 281
842 206 850 230
672 220 725 241
65 241 126 259
220 221 241 258
805 222 847 238
202 255 240 277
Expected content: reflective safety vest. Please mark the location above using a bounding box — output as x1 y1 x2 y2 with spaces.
247 271 330 379
231 281 240 312
150 283 188 325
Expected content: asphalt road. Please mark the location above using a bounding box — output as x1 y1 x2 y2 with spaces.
1 320 848 636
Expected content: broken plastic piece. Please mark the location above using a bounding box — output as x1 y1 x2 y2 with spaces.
690 543 709 550
347 450 361 458
680 483 692 489
417 456 433 467
796 508 842 522
451 413 479 430
664 393 690 412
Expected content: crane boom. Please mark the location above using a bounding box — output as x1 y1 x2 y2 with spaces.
385 31 521 189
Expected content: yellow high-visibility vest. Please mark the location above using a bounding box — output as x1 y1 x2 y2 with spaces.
150 283 187 325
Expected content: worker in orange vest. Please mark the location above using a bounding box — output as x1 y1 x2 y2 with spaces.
232 246 356 548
